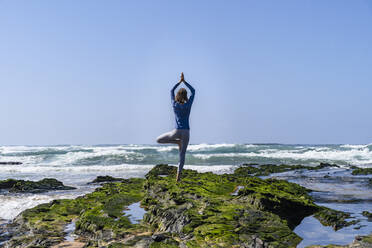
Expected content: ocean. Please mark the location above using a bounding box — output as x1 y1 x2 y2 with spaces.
0 143 371 247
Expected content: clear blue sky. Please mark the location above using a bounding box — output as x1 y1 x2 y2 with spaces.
1 1 371 145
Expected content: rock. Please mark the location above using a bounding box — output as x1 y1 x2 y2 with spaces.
317 162 339 169
2 165 357 248
0 179 18 190
88 175 125 184
362 211 372 218
0 162 22 165
352 167 372 175
314 208 358 231
151 233 167 242
234 162 339 177
0 178 76 193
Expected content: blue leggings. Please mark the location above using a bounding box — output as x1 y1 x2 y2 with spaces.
156 129 190 173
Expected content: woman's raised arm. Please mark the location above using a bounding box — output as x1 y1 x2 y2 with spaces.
183 81 195 106
171 82 181 102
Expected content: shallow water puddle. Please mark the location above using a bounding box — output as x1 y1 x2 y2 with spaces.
231 186 244 196
64 221 77 242
294 216 369 247
123 202 147 224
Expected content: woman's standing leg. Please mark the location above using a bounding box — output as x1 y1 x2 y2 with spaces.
176 130 190 182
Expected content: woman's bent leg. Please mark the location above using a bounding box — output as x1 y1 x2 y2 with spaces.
156 129 180 144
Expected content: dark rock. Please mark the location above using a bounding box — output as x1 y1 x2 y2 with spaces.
234 162 340 177
362 211 372 218
314 208 358 230
317 162 339 169
151 233 167 242
88 175 125 184
0 162 22 165
0 179 18 190
0 178 76 193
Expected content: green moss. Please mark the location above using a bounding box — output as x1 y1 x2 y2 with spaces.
361 234 372 243
108 243 126 248
362 211 372 218
352 167 372 175
0 178 18 189
143 165 310 247
313 208 356 231
75 179 146 237
234 162 338 177
89 175 126 184
0 178 76 193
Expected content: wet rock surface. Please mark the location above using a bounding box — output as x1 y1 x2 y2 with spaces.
0 164 362 248
0 178 76 193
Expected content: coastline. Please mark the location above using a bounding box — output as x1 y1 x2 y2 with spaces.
0 163 371 247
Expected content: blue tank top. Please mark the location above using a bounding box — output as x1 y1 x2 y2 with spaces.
171 81 195 130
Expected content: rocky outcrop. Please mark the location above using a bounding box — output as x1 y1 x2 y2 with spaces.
234 162 339 177
351 167 372 175
88 175 126 184
0 178 76 193
1 164 358 248
0 162 22 165
362 211 372 218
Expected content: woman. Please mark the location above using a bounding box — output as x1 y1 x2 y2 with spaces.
156 73 195 182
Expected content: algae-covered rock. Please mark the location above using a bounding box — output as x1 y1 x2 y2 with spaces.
352 167 372 175
142 165 319 247
88 175 126 184
362 211 372 218
0 178 76 193
234 162 339 177
0 179 18 190
3 164 357 248
313 208 357 231
4 178 145 247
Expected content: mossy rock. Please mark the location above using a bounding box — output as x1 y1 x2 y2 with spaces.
0 178 76 193
88 175 126 184
362 211 372 218
234 162 339 177
352 167 372 175
3 164 357 248
313 208 357 231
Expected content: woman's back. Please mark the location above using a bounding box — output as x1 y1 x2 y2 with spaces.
171 81 195 130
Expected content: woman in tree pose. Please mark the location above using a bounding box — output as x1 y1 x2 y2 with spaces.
156 73 195 182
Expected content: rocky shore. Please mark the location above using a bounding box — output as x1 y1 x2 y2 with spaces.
0 178 76 193
0 164 371 248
